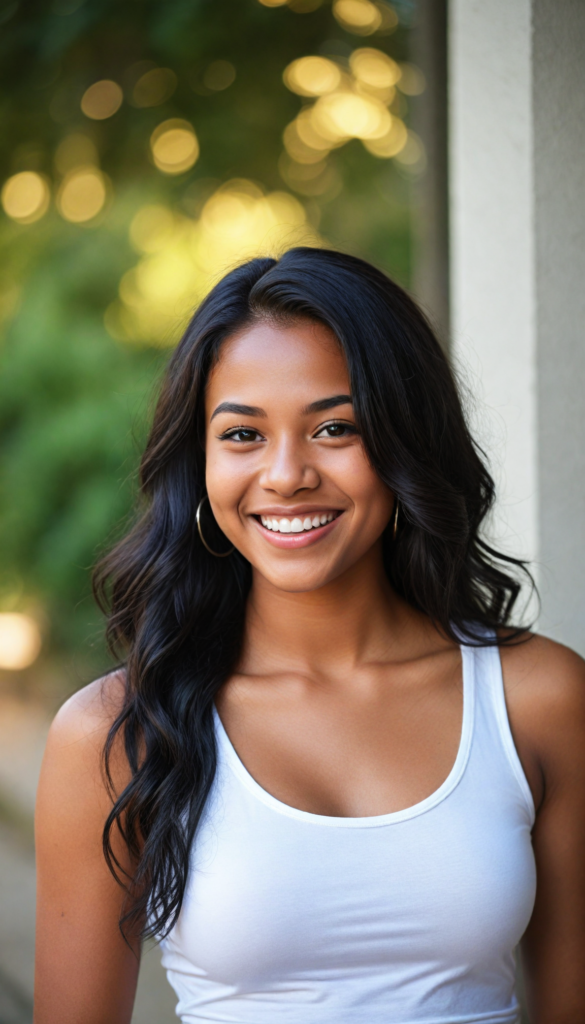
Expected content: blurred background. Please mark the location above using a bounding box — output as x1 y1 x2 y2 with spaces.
1 0 584 1020
0 0 433 689
0 1 446 1019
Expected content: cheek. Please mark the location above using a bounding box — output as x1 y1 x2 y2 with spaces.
340 457 395 541
205 449 251 524
336 449 392 511
356 476 395 533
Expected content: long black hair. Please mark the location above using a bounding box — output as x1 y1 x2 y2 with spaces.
93 247 532 939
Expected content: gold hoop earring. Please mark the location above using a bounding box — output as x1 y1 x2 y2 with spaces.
392 498 400 541
196 495 234 558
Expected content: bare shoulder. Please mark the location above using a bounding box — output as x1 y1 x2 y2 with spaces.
500 633 585 802
501 632 585 717
35 669 141 1023
40 669 130 805
50 669 127 747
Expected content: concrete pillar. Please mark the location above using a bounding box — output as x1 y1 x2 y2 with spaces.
411 0 450 348
449 0 585 653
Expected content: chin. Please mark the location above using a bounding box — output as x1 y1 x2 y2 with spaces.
257 562 346 594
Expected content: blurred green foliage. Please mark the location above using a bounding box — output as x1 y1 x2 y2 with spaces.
0 0 416 671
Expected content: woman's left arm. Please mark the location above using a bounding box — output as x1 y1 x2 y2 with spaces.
502 635 585 1024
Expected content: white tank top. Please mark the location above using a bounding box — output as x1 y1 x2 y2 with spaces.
160 642 536 1023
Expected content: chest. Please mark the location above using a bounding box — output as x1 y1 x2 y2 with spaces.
216 658 464 818
170 757 536 988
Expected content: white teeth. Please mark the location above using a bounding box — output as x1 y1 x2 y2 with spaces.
260 513 338 533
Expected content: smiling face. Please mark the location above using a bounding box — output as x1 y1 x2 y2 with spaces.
204 318 395 593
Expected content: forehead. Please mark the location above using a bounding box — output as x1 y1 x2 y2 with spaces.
205 319 349 411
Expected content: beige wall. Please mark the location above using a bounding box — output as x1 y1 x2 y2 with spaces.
449 0 585 652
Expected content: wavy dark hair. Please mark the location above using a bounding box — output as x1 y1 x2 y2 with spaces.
94 246 532 940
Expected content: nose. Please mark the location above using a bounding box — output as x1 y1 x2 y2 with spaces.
259 434 320 497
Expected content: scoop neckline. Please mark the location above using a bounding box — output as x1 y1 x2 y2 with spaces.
213 644 475 828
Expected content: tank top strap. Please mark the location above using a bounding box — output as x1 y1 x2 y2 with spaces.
468 640 535 825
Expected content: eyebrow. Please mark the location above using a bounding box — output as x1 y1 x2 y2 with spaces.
210 394 353 422
210 402 267 421
303 394 352 415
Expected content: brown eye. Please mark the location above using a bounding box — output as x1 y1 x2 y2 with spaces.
233 429 258 442
221 428 262 443
316 421 357 438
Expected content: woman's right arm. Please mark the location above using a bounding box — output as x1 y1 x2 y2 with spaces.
34 675 141 1024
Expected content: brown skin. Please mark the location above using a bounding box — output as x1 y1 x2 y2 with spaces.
35 320 585 1023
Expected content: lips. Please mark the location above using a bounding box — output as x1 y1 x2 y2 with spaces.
251 509 343 548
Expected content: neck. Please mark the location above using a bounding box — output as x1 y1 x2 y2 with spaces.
241 544 418 677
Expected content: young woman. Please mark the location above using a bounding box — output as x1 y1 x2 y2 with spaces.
35 248 585 1024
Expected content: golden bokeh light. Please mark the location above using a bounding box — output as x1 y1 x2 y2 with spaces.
350 48 401 89
81 79 123 120
374 1 399 32
312 91 391 141
150 119 200 175
132 67 177 107
54 133 99 175
283 120 330 164
0 613 41 670
397 62 426 95
1 172 50 224
200 180 266 239
129 204 176 253
278 154 342 198
333 0 382 34
296 107 339 152
362 114 407 157
108 181 320 346
356 81 395 104
57 167 108 223
257 0 288 5
393 129 427 171
203 60 236 91
279 154 327 182
283 56 341 97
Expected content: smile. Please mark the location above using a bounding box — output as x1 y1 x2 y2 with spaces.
252 510 343 548
259 512 337 534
